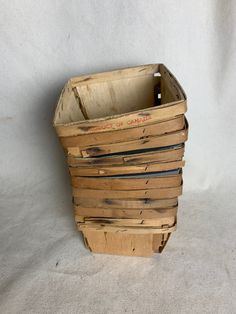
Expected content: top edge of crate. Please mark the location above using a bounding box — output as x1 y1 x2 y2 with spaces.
53 64 187 131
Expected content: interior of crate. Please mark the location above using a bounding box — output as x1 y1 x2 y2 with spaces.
54 64 185 125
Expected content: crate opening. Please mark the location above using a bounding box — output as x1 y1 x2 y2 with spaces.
54 64 184 125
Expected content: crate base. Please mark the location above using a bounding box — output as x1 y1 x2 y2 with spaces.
81 229 171 257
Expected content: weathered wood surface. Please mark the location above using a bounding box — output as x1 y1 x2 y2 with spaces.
68 145 184 167
53 63 187 256
56 101 187 137
74 205 178 219
71 174 182 190
72 185 182 199
69 160 184 176
68 125 188 157
79 221 176 234
73 197 178 209
60 115 184 148
81 230 162 256
76 216 176 227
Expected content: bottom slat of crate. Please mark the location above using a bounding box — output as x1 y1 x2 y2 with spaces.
81 229 172 257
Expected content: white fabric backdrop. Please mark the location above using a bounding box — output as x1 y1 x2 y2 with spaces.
1 1 236 313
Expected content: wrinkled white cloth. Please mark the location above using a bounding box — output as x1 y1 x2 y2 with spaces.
0 1 236 313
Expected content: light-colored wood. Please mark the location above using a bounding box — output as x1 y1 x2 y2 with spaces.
71 174 182 190
160 64 187 103
54 82 85 125
79 222 176 234
70 64 160 86
82 230 156 256
60 115 184 148
76 216 176 227
69 160 185 176
69 125 188 157
73 197 178 209
153 233 170 253
54 64 187 137
75 75 155 120
74 205 178 219
68 145 184 167
53 63 188 256
72 185 182 199
55 101 186 137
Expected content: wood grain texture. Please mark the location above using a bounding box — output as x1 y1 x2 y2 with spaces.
53 63 188 256
76 216 176 227
79 222 176 234
71 174 182 190
72 185 182 199
68 145 184 167
73 197 178 209
74 205 178 219
55 101 187 137
59 115 184 148
68 125 188 157
82 230 157 256
69 160 185 176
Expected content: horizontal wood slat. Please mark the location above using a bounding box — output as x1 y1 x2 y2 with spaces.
69 160 185 176
60 115 184 148
74 206 178 219
73 197 178 209
68 125 188 157
72 185 182 199
68 146 184 167
76 216 176 227
79 222 176 234
71 174 182 190
55 101 187 137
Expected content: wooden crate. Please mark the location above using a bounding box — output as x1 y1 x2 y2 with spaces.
53 63 188 257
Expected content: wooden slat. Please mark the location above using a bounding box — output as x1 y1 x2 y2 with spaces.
60 115 184 147
68 146 184 167
79 222 176 234
72 185 182 199
69 160 185 176
55 101 187 137
74 206 178 219
76 216 176 227
71 174 182 190
73 197 178 209
70 64 160 86
74 126 188 157
82 230 156 256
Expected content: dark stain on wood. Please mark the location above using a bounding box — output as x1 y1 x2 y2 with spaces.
78 126 92 131
143 198 152 204
103 198 113 205
86 147 102 155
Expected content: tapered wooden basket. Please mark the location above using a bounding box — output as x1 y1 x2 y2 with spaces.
53 64 188 257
